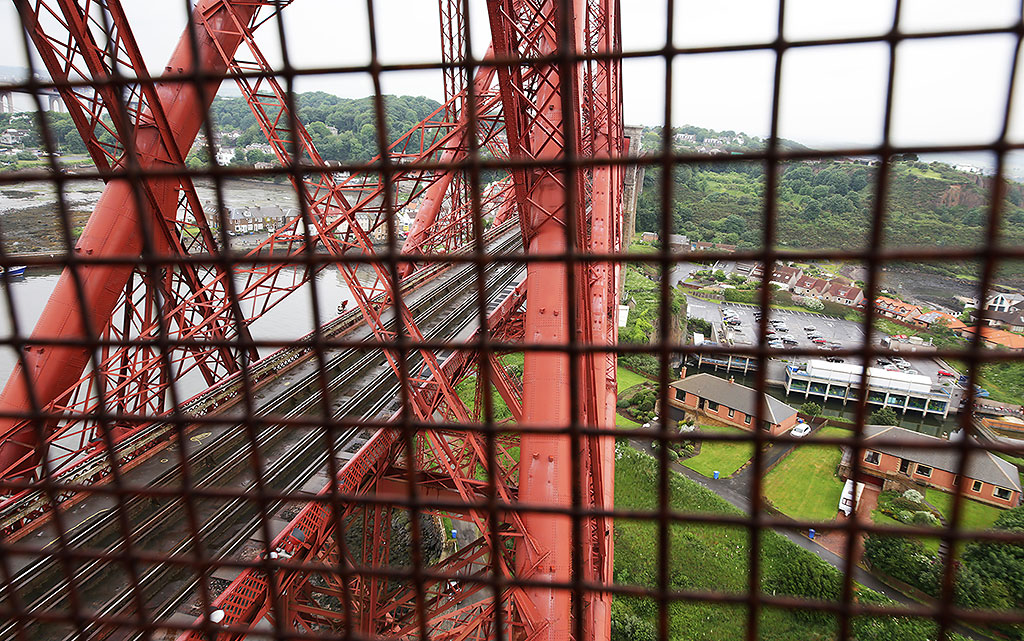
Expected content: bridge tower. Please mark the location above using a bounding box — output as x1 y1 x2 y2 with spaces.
2 2 625 639
0 91 12 114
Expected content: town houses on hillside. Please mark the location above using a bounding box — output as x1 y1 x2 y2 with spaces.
738 262 865 310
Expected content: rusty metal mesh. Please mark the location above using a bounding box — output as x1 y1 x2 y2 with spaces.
0 1 1022 640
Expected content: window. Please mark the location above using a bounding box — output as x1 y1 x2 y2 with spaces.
915 465 932 478
995 487 1013 501
727 408 735 418
864 451 880 465
973 480 984 492
744 415 751 425
707 401 719 411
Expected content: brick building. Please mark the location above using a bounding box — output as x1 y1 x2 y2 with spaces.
842 425 1021 508
666 373 799 436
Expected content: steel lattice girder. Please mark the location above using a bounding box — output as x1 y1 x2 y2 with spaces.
4 0 624 639
0 0 263 480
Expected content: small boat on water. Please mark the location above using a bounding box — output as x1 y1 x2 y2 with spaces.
0 266 26 277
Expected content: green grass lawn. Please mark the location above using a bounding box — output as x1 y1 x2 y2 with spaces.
762 426 847 522
616 366 651 394
613 443 931 641
616 413 641 429
681 424 753 478
922 488 1003 532
977 361 1024 406
870 487 1004 554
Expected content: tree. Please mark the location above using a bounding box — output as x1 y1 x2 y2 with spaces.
800 402 822 417
850 169 869 191
962 505 1024 605
870 407 899 426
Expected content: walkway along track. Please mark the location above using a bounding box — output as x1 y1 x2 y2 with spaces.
0 228 524 641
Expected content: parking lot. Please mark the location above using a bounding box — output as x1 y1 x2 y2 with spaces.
685 296 953 383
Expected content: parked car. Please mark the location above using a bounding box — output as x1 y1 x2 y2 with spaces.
812 337 827 344
884 364 901 372
782 337 798 345
803 325 816 332
825 356 845 363
791 421 811 438
938 370 956 378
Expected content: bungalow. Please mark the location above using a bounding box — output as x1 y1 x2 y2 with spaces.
640 231 659 243
821 282 864 307
874 296 922 323
769 264 801 289
913 311 967 332
959 326 1024 351
666 373 799 436
844 425 1021 508
791 275 828 297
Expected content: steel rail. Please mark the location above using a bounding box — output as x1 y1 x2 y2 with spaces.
0 223 519 537
0 246 524 641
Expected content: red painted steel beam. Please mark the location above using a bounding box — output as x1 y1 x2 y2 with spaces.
398 62 497 275
489 0 582 639
578 2 620 639
0 0 261 479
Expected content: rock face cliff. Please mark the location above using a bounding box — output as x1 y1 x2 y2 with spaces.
938 183 988 209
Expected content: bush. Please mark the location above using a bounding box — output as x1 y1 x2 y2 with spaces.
902 489 924 503
796 295 825 311
896 510 914 524
766 546 841 624
618 353 660 378
864 535 940 596
687 316 712 336
610 605 657 641
800 401 822 417
870 407 900 426
912 511 939 527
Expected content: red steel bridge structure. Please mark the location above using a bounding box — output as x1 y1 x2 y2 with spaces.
0 0 625 639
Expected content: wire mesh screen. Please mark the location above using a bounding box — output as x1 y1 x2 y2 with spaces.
0 1 1023 640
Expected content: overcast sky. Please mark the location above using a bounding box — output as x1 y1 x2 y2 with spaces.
2 0 1023 157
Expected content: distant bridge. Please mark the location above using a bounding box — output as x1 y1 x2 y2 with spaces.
0 73 63 113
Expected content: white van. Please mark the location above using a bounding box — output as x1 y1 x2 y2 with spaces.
838 479 865 516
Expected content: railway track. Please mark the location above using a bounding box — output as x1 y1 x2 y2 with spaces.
0 232 524 641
